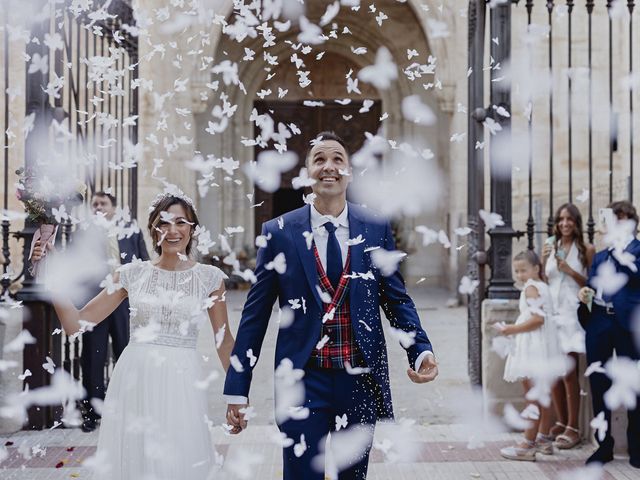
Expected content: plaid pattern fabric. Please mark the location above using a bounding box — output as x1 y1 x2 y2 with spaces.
310 244 364 369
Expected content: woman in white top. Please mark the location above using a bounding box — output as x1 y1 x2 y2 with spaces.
542 203 595 450
31 191 236 479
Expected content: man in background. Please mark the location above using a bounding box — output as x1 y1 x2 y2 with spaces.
80 191 149 431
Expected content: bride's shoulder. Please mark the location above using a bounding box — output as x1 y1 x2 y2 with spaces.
196 263 228 289
198 263 227 278
118 259 150 274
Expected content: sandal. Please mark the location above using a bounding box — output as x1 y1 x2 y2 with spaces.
500 439 537 462
549 422 566 441
535 433 554 455
554 426 581 449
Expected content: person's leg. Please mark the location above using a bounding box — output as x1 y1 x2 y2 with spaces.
555 353 582 448
278 367 332 480
550 379 568 438
522 379 540 443
80 319 109 430
501 379 538 461
565 352 581 432
585 311 615 463
332 371 378 480
613 321 640 465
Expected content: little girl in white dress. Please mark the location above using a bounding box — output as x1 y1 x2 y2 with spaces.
497 250 560 462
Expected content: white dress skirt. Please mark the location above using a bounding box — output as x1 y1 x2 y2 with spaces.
503 279 561 382
94 261 226 480
545 241 586 354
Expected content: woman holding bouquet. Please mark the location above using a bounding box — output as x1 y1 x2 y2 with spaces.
31 191 235 480
542 203 595 450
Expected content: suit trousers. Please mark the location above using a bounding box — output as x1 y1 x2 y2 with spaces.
585 305 640 458
278 365 380 480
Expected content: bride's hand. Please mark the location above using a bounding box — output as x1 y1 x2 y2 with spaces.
226 403 248 434
31 240 54 262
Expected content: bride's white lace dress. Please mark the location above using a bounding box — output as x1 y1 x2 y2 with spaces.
94 260 226 480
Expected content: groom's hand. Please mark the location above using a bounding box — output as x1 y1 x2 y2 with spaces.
226 403 249 434
407 355 438 384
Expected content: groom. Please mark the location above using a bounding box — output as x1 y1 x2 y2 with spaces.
224 132 437 479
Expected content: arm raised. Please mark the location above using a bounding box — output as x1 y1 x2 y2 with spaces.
51 271 127 335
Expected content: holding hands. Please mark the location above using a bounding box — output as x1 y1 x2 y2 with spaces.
226 403 249 434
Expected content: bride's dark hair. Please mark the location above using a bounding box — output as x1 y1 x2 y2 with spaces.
147 196 199 256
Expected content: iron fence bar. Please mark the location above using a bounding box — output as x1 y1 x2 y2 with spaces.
608 0 614 204
487 1 519 299
546 0 555 236
467 0 487 386
526 0 535 250
628 0 635 201
130 51 139 217
586 0 595 242
567 0 574 202
2 1 10 298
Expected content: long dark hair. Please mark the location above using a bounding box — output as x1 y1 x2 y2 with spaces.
552 203 588 268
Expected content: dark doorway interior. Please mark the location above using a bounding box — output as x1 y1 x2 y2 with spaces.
253 100 382 236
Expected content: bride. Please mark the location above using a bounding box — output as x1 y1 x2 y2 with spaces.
31 191 236 480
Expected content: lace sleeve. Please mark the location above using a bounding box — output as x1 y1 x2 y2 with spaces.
117 262 136 292
204 265 227 294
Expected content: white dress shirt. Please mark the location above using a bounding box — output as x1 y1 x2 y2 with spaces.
225 203 433 405
310 203 350 270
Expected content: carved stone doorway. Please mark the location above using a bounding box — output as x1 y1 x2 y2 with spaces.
253 100 381 235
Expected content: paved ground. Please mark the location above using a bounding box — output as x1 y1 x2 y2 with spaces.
1 288 639 479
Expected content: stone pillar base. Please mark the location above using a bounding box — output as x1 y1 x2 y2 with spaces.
0 306 24 434
481 299 524 417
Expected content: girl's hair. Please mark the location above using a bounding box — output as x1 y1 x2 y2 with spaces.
147 196 199 256
513 249 545 281
552 203 587 268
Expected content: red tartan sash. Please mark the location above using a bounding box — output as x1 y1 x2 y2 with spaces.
309 245 364 369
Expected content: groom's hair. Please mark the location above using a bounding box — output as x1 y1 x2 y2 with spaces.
305 131 349 166
609 200 639 227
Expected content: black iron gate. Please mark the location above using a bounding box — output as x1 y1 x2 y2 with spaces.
467 0 638 385
1 0 138 428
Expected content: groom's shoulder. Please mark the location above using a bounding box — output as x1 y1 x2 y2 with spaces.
349 202 388 229
261 205 308 234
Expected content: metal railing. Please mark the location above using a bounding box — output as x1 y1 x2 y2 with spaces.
1 0 138 428
467 0 639 385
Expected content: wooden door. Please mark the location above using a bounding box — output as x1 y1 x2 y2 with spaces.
253 100 381 236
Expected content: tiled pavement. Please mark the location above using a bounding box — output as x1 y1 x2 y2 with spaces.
2 288 639 479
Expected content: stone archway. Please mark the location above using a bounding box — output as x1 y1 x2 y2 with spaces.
194 0 460 285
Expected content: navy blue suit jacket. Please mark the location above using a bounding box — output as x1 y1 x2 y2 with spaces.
586 238 640 330
118 231 149 265
223 203 433 419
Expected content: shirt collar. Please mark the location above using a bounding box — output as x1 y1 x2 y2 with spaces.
608 236 635 252
310 203 349 230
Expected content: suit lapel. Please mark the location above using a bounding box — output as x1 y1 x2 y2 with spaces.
347 204 365 305
289 206 323 308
